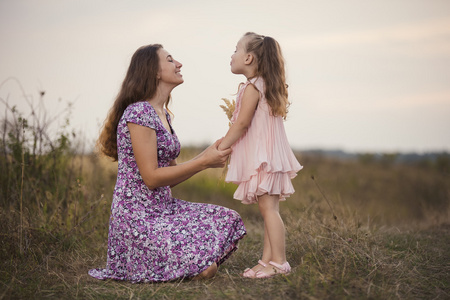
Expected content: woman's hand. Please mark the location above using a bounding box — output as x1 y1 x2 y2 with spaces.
199 139 232 168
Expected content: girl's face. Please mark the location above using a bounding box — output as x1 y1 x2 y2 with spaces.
158 48 183 86
230 36 249 75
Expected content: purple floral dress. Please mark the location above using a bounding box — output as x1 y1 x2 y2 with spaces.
89 101 246 282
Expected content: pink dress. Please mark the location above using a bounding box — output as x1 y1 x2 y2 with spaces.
225 77 303 204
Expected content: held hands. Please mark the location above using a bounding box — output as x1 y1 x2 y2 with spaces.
200 138 231 168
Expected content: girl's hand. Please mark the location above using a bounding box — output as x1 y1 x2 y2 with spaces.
200 139 231 168
217 138 227 151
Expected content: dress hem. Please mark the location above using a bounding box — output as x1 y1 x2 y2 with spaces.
88 233 247 283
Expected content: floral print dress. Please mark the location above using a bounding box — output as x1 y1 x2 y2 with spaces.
89 101 246 282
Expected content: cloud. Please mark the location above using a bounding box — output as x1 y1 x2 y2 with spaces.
282 18 450 56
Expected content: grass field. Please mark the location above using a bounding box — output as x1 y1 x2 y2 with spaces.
1 144 449 299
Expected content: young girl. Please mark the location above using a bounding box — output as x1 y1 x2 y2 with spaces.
218 32 302 278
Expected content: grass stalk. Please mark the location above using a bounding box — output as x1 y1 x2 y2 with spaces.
311 175 337 221
19 121 25 255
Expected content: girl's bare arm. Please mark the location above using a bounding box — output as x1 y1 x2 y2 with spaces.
218 84 260 150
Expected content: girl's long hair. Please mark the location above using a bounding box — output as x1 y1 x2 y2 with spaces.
244 32 289 119
97 44 169 161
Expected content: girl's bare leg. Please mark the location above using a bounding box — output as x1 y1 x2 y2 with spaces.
261 222 272 263
247 221 272 273
257 194 287 275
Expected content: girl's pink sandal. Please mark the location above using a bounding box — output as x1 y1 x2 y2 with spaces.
242 260 268 278
255 261 291 278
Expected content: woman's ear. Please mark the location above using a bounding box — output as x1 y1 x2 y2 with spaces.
245 53 254 65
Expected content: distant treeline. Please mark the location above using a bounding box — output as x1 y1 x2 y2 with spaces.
299 149 449 162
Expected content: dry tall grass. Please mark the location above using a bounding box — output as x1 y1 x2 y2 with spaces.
1 81 449 299
1 148 449 299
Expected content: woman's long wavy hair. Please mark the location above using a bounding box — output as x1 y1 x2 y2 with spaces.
244 32 289 119
97 44 170 161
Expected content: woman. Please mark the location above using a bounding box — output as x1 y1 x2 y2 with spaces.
89 44 246 282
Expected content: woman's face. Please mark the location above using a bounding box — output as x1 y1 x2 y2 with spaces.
158 48 183 86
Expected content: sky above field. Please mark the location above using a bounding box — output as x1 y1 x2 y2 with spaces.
1 0 449 153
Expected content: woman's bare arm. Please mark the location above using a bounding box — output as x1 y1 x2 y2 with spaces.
129 123 231 190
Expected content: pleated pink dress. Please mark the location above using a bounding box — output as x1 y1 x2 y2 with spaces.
225 77 303 204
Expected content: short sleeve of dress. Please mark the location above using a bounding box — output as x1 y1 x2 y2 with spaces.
123 101 157 130
251 77 265 98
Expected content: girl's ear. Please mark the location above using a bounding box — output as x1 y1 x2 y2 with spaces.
245 53 254 65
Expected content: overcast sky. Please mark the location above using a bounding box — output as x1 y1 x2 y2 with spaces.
1 0 449 153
